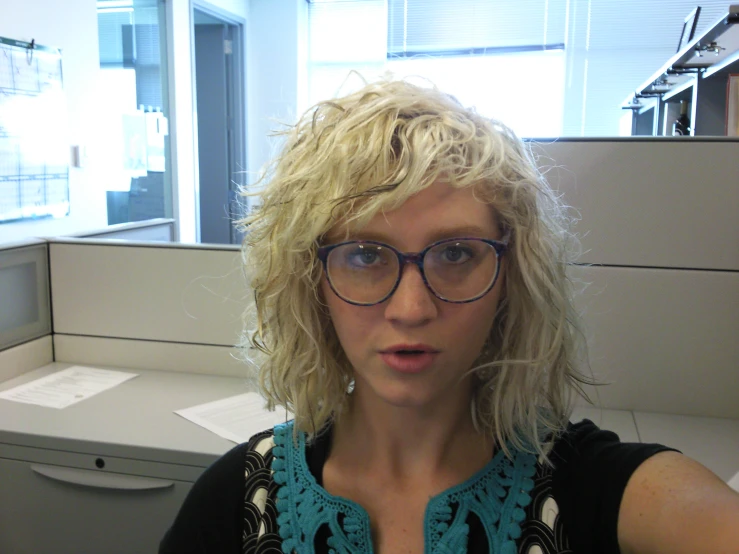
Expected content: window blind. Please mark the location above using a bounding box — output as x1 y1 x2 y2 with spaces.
387 0 568 55
98 11 133 65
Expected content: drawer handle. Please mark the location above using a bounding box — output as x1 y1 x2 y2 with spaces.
31 464 174 491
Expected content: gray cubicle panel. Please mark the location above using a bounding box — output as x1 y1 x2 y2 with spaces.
571 264 739 418
49 240 247 346
531 139 739 271
0 241 51 352
0 336 54 385
49 239 252 378
530 139 739 418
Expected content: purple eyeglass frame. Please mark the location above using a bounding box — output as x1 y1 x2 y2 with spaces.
316 231 511 306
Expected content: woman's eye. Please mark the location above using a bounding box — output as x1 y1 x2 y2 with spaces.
441 246 472 263
349 248 381 266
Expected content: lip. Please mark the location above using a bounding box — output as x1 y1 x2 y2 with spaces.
379 352 438 373
380 343 439 354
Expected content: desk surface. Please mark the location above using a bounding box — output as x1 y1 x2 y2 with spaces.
1 363 737 484
0 363 263 466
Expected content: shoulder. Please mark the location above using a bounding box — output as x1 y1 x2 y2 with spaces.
549 418 679 478
158 428 277 554
544 418 680 554
618 450 739 554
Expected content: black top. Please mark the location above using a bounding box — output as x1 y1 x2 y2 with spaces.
159 419 679 554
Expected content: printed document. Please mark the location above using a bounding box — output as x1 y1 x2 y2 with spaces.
175 392 289 443
0 366 138 409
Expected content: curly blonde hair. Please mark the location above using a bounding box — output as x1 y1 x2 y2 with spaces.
238 78 598 465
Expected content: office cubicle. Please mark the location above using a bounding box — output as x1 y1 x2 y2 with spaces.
0 140 737 552
0 239 250 554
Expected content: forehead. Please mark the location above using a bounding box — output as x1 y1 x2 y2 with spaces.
327 182 499 244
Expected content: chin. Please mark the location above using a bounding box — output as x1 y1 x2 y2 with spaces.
357 375 447 410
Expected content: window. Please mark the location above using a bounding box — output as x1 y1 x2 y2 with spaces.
307 0 732 137
386 52 565 138
308 0 566 137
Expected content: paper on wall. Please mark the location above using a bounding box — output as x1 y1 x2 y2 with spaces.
0 366 138 409
174 392 290 444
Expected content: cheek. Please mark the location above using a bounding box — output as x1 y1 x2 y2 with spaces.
456 285 504 348
321 280 371 353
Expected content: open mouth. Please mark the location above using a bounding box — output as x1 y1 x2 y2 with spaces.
379 350 438 373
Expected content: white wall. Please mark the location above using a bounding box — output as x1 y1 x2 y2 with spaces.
0 0 106 244
207 0 248 20
246 0 308 204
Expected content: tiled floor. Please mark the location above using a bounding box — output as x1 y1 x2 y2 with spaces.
571 407 739 490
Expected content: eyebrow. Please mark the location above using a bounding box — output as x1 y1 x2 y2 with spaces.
346 225 497 245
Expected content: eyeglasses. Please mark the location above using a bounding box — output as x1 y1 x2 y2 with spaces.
317 233 509 306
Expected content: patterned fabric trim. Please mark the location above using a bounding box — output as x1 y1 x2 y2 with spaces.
272 422 374 554
243 429 573 554
518 458 573 554
242 431 282 554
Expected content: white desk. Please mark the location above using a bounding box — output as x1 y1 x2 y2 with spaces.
0 363 254 554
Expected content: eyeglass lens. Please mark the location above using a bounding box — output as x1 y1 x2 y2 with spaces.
326 239 499 304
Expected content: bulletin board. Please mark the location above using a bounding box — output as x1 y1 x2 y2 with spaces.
0 36 69 224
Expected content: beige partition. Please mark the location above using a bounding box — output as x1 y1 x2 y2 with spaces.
533 140 739 271
0 336 53 383
532 140 739 418
574 265 739 419
50 240 249 347
53 335 247 377
0 240 51 351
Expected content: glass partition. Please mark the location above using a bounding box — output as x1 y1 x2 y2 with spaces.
97 0 173 225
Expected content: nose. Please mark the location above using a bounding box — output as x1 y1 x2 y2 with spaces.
383 263 438 324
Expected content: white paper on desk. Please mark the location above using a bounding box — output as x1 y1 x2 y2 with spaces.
175 392 289 444
0 366 138 409
728 471 739 493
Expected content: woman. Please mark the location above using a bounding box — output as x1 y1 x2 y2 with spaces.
160 80 739 553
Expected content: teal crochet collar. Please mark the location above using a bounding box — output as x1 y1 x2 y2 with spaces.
271 421 537 554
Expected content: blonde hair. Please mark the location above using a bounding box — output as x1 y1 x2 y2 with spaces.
238 78 598 465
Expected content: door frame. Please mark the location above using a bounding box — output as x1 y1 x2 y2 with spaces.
191 0 247 244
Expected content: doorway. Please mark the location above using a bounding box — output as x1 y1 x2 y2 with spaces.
193 4 246 244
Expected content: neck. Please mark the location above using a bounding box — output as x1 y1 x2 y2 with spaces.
329 379 492 482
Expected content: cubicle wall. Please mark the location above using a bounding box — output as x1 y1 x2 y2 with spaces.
50 240 250 377
533 139 738 271
0 240 53 383
4 139 738 419
532 139 739 418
